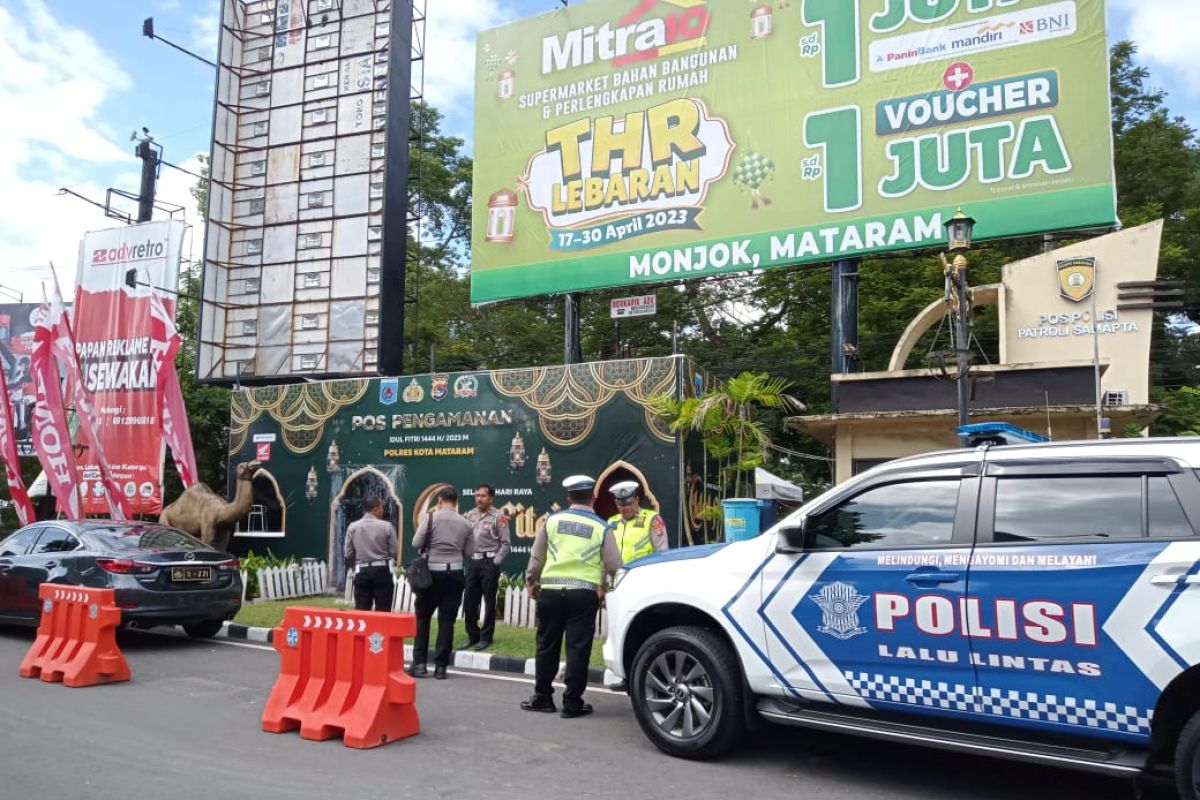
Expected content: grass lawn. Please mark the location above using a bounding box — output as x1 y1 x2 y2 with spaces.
233 597 605 667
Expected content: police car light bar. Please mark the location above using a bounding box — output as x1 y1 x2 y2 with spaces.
957 422 1049 448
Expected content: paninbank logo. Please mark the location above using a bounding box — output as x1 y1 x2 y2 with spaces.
90 239 166 265
541 0 709 76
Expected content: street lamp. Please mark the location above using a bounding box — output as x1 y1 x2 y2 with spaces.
943 209 976 448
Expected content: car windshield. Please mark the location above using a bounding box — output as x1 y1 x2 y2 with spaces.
85 526 210 552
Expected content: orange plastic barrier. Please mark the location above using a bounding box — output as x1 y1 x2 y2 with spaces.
19 584 131 687
261 606 420 749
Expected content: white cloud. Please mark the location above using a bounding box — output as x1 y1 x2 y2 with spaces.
0 0 133 300
189 0 220 59
1111 0 1200 90
424 0 512 111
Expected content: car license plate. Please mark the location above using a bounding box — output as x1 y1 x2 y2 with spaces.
171 566 212 582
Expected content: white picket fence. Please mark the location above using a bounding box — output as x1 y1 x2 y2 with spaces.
241 560 329 603
341 572 606 636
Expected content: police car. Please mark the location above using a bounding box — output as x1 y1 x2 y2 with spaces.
603 437 1200 797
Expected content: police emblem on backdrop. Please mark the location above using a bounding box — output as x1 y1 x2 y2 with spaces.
1056 257 1096 303
368 632 384 654
380 378 399 406
431 374 449 401
453 374 478 399
402 378 424 403
809 582 868 640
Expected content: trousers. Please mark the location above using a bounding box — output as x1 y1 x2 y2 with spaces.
413 570 466 668
352 565 394 612
533 587 599 712
463 559 500 643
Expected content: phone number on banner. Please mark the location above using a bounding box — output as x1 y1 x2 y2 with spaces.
550 208 700 252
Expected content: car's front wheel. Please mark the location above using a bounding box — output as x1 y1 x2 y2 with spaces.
182 619 225 639
1176 708 1200 799
629 625 745 759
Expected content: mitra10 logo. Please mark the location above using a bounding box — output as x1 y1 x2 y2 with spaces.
541 0 710 75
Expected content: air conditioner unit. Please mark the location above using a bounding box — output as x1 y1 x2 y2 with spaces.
1103 390 1129 407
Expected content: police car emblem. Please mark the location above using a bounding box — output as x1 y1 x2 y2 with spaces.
368 632 384 654
89 602 99 620
809 582 868 640
286 626 299 647
43 599 52 615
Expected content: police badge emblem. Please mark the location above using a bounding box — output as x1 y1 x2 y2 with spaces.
89 602 99 620
453 374 478 399
809 581 868 640
286 626 300 647
402 378 425 403
431 374 449 401
43 599 52 615
368 632 384 654
380 378 399 406
1056 257 1096 303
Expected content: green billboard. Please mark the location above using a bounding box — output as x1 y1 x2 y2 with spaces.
224 357 721 586
470 0 1115 303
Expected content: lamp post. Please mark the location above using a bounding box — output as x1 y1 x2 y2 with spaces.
944 209 976 448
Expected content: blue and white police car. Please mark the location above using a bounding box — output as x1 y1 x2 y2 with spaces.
604 438 1200 797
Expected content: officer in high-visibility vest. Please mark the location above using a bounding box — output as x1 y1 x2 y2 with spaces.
522 475 622 718
607 480 669 565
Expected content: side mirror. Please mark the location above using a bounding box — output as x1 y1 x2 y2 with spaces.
775 521 806 553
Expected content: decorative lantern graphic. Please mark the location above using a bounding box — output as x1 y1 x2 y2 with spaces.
305 466 319 501
536 447 552 486
486 188 519 243
509 431 526 469
751 5 773 39
497 69 515 100
326 439 340 472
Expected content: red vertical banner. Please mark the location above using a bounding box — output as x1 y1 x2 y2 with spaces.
148 290 197 488
0 361 35 525
31 305 81 520
72 220 185 515
47 282 132 521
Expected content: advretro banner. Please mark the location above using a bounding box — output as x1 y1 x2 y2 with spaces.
470 0 1115 303
72 220 186 514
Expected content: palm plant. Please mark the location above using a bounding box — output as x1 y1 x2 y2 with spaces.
654 372 805 502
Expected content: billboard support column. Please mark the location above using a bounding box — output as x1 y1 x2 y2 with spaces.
564 293 582 364
135 135 159 224
830 259 860 409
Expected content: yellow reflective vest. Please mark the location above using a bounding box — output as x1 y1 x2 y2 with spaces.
541 510 609 589
608 508 658 564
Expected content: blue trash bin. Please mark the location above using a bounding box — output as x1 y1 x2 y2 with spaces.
757 499 777 530
722 499 761 543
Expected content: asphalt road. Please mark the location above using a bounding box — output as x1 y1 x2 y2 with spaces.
0 626 1171 800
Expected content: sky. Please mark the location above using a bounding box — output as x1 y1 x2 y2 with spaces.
1 0 1198 302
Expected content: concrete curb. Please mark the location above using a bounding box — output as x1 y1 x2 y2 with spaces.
218 621 616 686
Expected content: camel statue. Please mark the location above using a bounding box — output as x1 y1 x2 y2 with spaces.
159 461 262 552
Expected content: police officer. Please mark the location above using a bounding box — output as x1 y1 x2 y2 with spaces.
344 496 398 612
461 483 511 651
607 480 669 564
522 475 622 718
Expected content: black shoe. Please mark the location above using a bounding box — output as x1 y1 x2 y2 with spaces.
408 665 428 678
472 639 492 651
433 665 447 680
520 696 556 713
459 639 479 651
561 703 594 719
608 680 628 693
